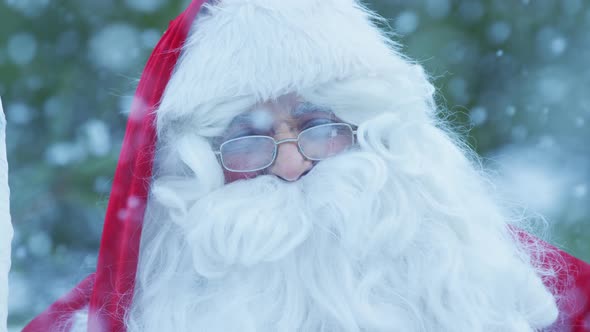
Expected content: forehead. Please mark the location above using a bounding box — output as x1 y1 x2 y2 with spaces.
228 96 333 129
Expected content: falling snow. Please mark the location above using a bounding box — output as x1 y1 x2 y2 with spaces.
487 21 511 44
124 0 166 13
395 11 420 35
82 119 111 157
7 32 37 66
45 142 87 166
6 102 33 125
424 0 450 19
88 23 142 72
469 106 488 126
4 0 50 17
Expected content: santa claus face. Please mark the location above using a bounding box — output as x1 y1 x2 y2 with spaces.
216 94 356 182
129 93 560 332
129 81 558 332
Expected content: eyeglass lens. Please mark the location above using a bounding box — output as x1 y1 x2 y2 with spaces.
298 124 354 160
220 123 354 172
220 136 276 171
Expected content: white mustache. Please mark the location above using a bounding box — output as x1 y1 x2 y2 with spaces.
181 151 387 278
184 175 312 278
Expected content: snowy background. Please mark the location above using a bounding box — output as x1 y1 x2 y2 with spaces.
1 0 588 329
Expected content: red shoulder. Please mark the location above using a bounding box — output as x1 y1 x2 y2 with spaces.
22 273 95 332
550 247 590 332
516 229 590 332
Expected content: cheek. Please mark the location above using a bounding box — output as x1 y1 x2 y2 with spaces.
224 169 264 183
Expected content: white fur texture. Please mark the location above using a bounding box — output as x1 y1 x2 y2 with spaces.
124 1 560 331
69 308 89 332
156 0 433 139
127 78 559 331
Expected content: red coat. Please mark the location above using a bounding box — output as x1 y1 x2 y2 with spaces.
22 1 590 331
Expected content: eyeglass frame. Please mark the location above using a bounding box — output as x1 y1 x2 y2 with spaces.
213 122 357 172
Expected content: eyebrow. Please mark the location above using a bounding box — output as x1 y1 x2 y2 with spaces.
227 102 333 127
224 101 338 137
221 108 274 141
226 112 254 127
291 102 334 117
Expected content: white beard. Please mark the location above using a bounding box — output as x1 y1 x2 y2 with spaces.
126 117 558 332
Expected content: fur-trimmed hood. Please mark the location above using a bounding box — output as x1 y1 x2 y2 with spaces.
157 0 434 137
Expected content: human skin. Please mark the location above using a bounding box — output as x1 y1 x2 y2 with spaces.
221 95 342 183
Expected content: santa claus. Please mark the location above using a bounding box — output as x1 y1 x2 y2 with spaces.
23 0 590 331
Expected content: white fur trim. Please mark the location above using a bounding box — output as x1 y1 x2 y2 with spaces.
0 97 11 332
157 0 431 136
69 308 88 332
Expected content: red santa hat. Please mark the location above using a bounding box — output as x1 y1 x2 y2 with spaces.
153 0 438 140
23 1 590 331
23 2 204 331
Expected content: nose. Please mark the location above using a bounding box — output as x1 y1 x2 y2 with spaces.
269 142 313 181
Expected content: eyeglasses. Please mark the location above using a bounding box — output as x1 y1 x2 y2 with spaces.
214 123 356 172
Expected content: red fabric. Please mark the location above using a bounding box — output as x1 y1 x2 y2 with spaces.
23 1 206 331
516 230 590 331
22 274 95 331
20 0 590 330
549 249 590 331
